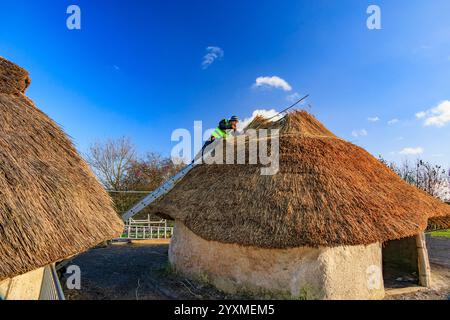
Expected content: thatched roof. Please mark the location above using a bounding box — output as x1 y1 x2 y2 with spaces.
0 57 123 281
148 110 450 249
0 58 30 94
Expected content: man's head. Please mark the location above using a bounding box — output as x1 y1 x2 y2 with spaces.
229 115 239 129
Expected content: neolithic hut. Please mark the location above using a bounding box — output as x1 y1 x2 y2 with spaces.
148 110 450 300
0 57 123 300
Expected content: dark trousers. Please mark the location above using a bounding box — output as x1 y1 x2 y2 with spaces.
192 139 215 164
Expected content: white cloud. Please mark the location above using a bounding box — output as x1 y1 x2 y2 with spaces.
399 147 424 155
254 76 292 92
202 46 224 69
237 109 283 132
351 129 368 138
388 118 399 125
416 111 427 119
113 65 120 71
415 101 450 127
423 101 450 127
416 101 450 127
368 116 380 122
286 92 301 102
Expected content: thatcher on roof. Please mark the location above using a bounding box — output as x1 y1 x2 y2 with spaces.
0 57 123 282
148 110 450 248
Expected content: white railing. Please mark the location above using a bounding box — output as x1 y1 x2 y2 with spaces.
120 216 173 240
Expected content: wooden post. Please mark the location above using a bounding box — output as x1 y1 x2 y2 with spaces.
416 233 431 287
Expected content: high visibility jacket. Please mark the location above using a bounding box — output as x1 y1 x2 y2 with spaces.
211 119 233 140
211 127 229 139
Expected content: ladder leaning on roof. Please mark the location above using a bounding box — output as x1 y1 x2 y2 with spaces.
121 134 223 221
121 162 196 221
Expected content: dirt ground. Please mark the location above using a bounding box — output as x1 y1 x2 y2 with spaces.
62 243 244 300
62 237 450 300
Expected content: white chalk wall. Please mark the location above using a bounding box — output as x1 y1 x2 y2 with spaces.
169 222 385 300
0 267 44 300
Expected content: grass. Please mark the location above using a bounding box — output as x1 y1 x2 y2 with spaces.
430 229 450 238
157 262 177 276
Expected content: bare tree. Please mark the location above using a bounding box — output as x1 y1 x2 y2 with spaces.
124 152 184 191
379 156 449 199
109 151 183 217
415 160 447 197
397 159 417 185
86 137 136 190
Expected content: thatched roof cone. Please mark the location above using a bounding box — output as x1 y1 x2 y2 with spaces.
148 110 450 249
0 57 123 281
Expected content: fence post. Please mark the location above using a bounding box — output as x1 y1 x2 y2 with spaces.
164 220 167 238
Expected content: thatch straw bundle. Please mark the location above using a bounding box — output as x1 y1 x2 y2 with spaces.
148 110 450 249
0 58 30 94
0 57 123 281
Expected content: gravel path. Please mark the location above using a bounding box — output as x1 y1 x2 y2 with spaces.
428 236 450 268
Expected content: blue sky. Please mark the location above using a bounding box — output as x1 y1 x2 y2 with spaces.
1 0 449 165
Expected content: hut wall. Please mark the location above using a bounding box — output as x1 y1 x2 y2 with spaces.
382 236 419 273
0 267 44 300
169 222 385 300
